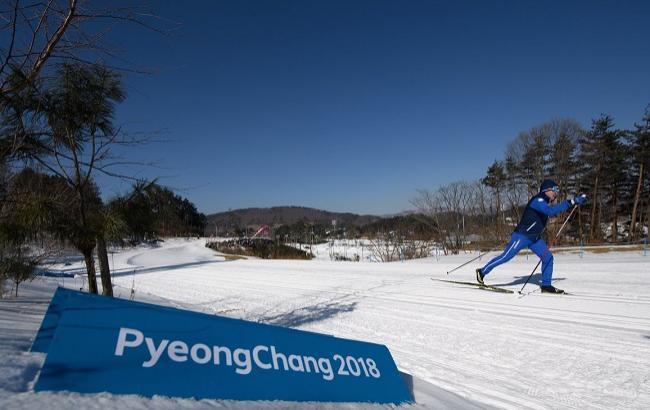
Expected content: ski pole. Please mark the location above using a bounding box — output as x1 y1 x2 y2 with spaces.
518 205 578 294
446 247 499 275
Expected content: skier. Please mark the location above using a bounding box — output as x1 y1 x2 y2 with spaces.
476 179 587 294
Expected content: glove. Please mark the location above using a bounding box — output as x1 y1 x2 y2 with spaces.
569 194 587 206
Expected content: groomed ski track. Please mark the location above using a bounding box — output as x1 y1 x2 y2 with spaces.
103 239 650 409
3 238 648 409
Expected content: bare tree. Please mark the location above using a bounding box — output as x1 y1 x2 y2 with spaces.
1 0 172 163
365 218 436 262
412 182 476 253
437 181 473 251
471 180 489 236
503 155 526 223
1 0 79 95
366 230 402 262
411 188 449 253
1 0 170 97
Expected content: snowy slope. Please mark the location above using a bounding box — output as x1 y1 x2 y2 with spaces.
2 238 649 409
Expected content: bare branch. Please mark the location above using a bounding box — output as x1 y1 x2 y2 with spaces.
2 0 174 96
0 0 19 79
46 53 155 74
18 0 54 77
24 0 78 86
74 11 171 36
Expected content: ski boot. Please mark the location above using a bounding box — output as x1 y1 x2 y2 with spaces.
476 268 485 285
540 285 564 294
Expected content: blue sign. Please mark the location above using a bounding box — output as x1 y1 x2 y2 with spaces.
33 288 412 404
30 286 67 353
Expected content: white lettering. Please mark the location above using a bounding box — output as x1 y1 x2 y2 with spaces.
303 356 318 373
318 358 334 381
114 327 143 356
233 348 252 375
288 354 305 372
167 340 188 362
142 337 169 368
113 327 380 382
190 343 211 364
271 345 289 371
253 345 272 369
213 346 232 366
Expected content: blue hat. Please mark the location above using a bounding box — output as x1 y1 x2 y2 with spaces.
540 179 559 193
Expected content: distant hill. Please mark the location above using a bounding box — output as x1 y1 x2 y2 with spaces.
206 206 381 229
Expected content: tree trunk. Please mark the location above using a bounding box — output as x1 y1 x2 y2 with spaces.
612 188 618 244
578 206 583 245
646 202 650 240
496 189 501 241
96 235 113 297
630 163 644 241
597 193 603 243
82 248 98 294
589 175 599 243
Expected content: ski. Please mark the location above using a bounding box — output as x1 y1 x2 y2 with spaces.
520 290 573 296
431 278 514 294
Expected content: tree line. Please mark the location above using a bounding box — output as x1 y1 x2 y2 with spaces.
0 1 197 297
0 65 206 296
414 110 650 250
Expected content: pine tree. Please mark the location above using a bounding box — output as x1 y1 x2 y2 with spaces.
629 105 650 240
519 131 550 195
38 63 125 294
481 160 507 240
602 128 627 242
504 155 524 221
578 115 619 243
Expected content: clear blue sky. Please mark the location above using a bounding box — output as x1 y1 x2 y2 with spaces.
103 0 650 215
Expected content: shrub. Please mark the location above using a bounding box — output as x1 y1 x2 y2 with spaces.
206 238 311 260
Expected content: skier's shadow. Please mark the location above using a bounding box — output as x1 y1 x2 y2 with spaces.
492 273 566 287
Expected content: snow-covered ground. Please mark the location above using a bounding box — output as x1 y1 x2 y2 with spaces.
1 237 649 409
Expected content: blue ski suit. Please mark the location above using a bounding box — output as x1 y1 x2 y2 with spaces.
480 192 571 286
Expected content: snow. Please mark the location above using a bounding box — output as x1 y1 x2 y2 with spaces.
2 237 650 409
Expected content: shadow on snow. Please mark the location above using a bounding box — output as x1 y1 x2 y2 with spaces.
258 299 358 328
491 273 566 287
110 260 223 277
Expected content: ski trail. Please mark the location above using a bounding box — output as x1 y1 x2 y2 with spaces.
92 239 650 409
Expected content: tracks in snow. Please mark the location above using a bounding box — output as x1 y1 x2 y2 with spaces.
113 261 650 410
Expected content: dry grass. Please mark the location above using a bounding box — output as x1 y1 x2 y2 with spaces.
584 245 645 254
222 254 247 261
518 244 647 255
